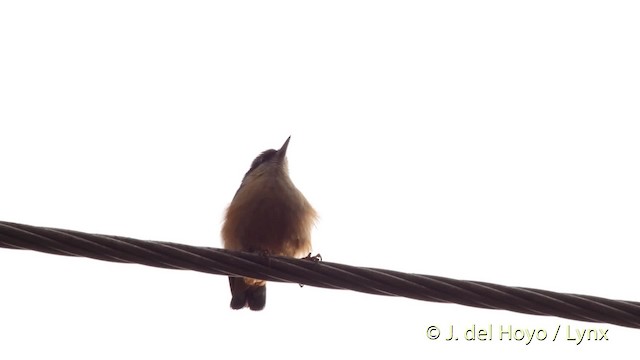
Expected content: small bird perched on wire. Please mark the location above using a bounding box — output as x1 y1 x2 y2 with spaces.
221 136 317 310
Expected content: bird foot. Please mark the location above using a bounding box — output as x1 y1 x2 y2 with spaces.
298 253 322 288
302 252 322 262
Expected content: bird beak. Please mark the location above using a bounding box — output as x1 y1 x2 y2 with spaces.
277 136 291 161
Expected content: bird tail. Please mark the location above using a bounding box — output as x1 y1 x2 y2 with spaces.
228 277 266 311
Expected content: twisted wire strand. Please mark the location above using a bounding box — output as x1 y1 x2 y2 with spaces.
1 220 638 328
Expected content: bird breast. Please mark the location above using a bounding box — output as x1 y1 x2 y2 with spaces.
222 173 316 258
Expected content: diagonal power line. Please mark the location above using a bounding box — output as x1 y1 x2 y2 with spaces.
1 220 638 328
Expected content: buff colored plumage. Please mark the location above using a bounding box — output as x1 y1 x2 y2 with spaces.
221 137 316 310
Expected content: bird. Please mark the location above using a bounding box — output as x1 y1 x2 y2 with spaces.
221 136 317 310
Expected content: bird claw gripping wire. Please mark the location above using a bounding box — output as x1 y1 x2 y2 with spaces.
257 249 272 267
302 252 322 262
298 253 322 287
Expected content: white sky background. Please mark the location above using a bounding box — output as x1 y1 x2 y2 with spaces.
1 1 639 358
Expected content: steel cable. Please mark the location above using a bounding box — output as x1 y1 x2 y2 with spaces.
1 220 638 328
